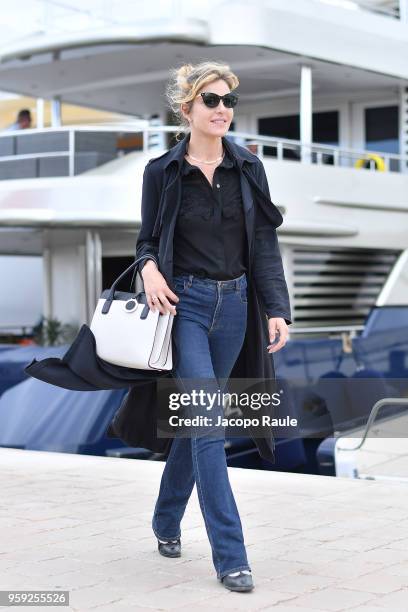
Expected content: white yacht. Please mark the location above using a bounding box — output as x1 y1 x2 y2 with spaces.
0 0 407 475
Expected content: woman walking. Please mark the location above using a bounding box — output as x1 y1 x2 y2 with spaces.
137 61 291 592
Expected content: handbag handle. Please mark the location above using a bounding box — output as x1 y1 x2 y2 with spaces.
102 255 154 315
129 254 159 292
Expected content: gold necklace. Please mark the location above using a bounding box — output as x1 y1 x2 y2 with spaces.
186 147 224 165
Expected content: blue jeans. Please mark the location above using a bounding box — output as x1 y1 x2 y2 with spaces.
151 271 251 580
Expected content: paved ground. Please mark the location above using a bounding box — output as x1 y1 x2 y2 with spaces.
1 448 408 611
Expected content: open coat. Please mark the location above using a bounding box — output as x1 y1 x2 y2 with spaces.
24 133 291 464
107 133 292 463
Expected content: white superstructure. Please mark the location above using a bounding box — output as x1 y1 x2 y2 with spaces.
0 0 407 338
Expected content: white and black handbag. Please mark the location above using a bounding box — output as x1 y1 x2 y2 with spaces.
90 255 174 371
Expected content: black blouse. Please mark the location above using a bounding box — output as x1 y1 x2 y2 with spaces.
173 148 247 280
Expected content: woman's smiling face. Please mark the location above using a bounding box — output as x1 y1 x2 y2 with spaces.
181 79 234 137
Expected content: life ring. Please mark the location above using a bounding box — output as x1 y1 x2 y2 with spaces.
354 154 386 171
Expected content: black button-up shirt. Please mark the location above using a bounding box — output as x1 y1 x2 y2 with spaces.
173 148 247 280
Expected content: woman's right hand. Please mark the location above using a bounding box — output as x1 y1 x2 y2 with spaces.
141 260 179 315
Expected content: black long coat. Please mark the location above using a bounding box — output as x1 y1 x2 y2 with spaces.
25 133 291 464
112 133 292 463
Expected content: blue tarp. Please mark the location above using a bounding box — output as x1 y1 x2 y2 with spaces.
0 343 66 396
0 374 126 454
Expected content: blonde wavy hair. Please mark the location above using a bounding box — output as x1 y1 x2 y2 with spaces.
165 60 239 142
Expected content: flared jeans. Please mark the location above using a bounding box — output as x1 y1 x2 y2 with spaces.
151 271 251 580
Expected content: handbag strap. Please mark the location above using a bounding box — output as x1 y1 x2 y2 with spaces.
101 255 154 315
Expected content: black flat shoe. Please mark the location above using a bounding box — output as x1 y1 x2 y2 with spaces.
157 537 181 558
221 570 254 592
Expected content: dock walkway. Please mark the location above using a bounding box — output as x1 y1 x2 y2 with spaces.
1 448 408 611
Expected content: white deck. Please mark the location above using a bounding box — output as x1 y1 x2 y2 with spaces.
1 447 408 611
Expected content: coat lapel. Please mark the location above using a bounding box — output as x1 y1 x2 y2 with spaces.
239 170 255 267
242 165 283 229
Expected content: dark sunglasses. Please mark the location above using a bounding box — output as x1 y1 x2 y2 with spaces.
199 92 239 109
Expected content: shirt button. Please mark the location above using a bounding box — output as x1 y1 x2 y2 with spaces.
216 183 220 188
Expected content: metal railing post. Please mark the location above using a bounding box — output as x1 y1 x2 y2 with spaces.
68 129 75 177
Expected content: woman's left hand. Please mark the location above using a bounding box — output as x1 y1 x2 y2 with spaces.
267 317 289 353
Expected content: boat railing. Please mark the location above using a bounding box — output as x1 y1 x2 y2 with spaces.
333 396 408 480
226 130 406 173
337 397 408 451
0 124 406 179
0 123 150 180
